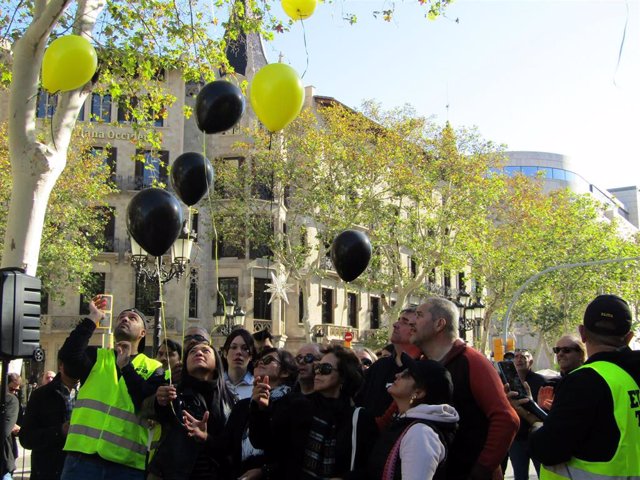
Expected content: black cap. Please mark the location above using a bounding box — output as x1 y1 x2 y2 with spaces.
584 294 632 336
406 359 454 406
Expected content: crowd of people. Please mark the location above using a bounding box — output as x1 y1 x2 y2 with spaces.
0 293 638 480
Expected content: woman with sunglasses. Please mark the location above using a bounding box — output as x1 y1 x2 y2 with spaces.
222 348 298 480
249 345 378 479
368 359 459 480
355 347 377 370
147 341 236 480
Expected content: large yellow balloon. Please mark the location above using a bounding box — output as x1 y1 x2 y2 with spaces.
42 35 98 93
250 64 305 133
282 0 317 21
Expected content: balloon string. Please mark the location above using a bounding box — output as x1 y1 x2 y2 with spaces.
613 0 629 87
300 16 310 79
155 259 171 385
202 129 223 338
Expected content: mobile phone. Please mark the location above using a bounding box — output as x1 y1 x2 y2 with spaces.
497 361 528 399
98 294 113 329
497 360 548 420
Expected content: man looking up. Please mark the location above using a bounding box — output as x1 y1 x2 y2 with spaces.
411 297 519 480
356 305 422 416
59 298 163 480
520 294 640 479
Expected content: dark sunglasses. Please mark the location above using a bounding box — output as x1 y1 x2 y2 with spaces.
184 334 208 343
553 346 581 354
254 356 281 367
314 363 335 375
360 358 373 367
295 353 318 364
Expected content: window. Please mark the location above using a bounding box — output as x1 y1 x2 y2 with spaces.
90 146 117 182
41 290 49 316
249 217 273 260
370 296 381 329
521 166 538 177
444 270 452 295
410 258 417 278
102 207 116 252
503 166 521 176
191 213 199 241
216 157 244 198
189 270 198 318
135 150 169 189
218 277 239 308
135 277 159 316
118 97 138 123
551 168 566 181
91 94 112 122
347 292 358 328
253 278 272 320
79 273 106 315
36 91 57 119
213 234 245 259
457 272 466 292
321 288 334 324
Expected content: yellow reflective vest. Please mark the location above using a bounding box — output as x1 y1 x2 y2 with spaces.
540 361 640 480
64 349 162 470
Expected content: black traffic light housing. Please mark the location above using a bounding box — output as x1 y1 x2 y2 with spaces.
0 268 41 359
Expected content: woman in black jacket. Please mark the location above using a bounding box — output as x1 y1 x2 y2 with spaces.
148 341 235 480
249 345 378 480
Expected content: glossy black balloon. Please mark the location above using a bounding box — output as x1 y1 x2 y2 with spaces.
195 81 245 134
126 188 184 257
330 230 372 282
171 152 214 206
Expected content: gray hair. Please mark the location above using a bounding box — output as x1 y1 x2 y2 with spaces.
425 297 459 339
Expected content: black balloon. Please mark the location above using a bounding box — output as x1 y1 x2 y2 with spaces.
127 188 184 257
330 230 372 282
171 152 214 206
195 80 245 134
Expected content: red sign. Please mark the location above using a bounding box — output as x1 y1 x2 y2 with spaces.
344 332 353 342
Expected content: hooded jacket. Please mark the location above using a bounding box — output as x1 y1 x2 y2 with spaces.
368 403 459 480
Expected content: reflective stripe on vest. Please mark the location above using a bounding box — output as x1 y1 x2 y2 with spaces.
540 361 640 480
64 349 162 470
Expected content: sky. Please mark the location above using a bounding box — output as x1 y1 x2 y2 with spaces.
263 0 640 190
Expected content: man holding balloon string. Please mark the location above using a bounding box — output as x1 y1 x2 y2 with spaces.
58 297 164 480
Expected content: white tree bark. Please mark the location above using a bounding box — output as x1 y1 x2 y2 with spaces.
1 0 105 275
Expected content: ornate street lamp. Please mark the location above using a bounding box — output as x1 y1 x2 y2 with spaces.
456 291 484 342
213 297 246 336
129 222 196 353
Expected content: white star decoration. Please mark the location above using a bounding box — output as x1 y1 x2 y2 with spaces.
265 272 294 305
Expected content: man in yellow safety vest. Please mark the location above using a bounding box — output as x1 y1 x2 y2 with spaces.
513 294 640 479
59 296 164 480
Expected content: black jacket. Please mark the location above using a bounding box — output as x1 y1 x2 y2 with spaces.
1 392 19 476
19 374 74 480
249 392 379 480
148 374 233 480
529 347 640 465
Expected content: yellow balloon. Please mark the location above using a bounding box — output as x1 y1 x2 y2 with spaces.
42 35 98 93
282 0 317 21
250 64 305 133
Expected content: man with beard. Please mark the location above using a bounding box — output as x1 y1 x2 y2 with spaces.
59 297 163 480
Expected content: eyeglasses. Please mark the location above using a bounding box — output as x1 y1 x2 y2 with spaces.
553 346 581 354
360 358 373 367
295 353 318 364
254 356 281 367
184 334 208 343
314 363 335 375
9 386 20 394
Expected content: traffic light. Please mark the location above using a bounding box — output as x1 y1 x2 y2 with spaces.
493 337 504 361
506 337 516 352
0 268 41 358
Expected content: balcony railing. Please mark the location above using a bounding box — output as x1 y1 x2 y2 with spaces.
319 256 335 271
313 324 359 342
253 320 272 332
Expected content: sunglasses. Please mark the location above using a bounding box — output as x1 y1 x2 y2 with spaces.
184 334 208 343
254 356 281 367
295 353 318 364
360 358 373 367
553 346 581 354
314 363 335 375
